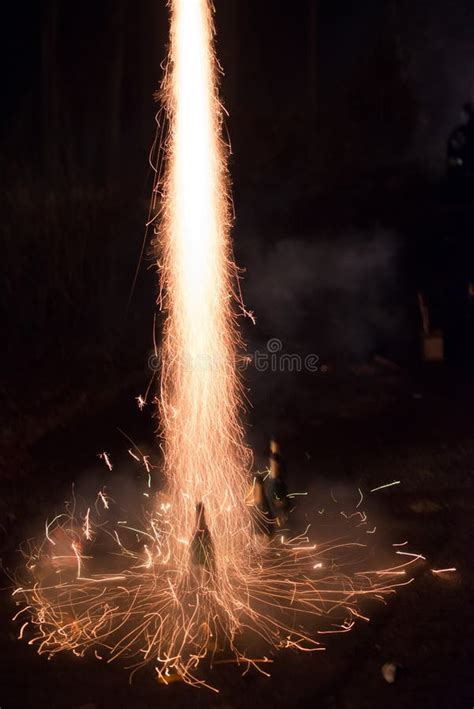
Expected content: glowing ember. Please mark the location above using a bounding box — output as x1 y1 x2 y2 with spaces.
12 0 424 692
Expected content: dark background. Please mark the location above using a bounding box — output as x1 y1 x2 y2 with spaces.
2 2 474 708
3 0 474 380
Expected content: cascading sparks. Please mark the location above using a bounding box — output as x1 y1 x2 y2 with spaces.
159 0 253 562
11 0 425 691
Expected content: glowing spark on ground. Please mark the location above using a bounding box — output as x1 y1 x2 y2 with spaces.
98 451 113 471
18 622 29 640
95 489 110 511
396 551 426 561
82 508 92 541
370 480 401 493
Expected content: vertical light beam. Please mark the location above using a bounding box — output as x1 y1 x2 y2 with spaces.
159 0 252 562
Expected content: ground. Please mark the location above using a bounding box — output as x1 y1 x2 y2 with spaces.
1 361 473 709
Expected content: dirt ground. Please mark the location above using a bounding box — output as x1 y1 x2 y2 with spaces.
1 363 473 709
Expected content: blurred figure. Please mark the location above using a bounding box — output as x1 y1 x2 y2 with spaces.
267 438 290 526
251 475 273 538
447 102 474 179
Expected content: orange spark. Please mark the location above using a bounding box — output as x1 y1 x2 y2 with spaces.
98 451 113 471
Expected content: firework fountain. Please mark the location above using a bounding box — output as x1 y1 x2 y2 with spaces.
12 0 423 691
158 0 253 570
